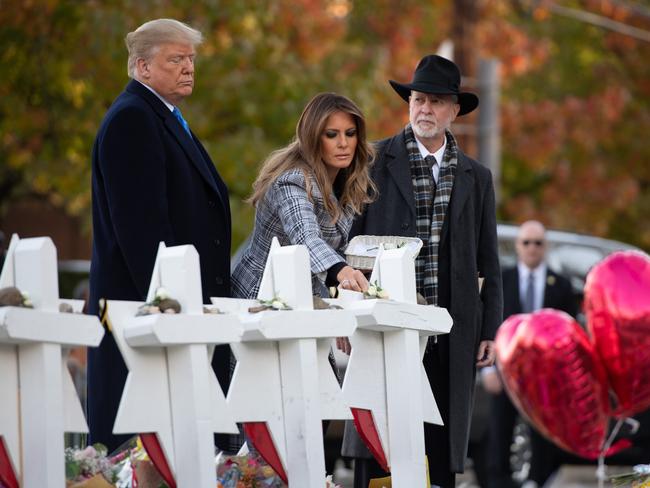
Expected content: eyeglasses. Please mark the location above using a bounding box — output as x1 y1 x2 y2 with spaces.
521 239 544 247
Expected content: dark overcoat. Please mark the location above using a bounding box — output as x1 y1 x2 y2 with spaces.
88 79 231 451
347 129 503 473
488 266 576 483
502 266 576 319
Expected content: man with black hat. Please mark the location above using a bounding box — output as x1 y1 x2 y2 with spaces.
342 54 503 487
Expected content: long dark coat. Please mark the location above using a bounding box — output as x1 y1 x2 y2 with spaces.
345 129 503 473
488 266 575 484
88 79 231 451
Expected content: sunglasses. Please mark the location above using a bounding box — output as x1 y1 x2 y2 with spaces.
521 239 544 247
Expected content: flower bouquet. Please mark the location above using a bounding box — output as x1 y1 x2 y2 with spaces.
610 464 650 487
216 451 285 488
215 451 343 488
65 444 125 488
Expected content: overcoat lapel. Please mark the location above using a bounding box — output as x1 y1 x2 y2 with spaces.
442 152 474 245
165 119 221 193
126 80 222 199
385 132 416 218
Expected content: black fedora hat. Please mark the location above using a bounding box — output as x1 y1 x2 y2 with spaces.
389 54 479 116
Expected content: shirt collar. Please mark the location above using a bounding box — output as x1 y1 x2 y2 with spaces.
415 135 447 164
135 79 175 112
518 261 547 279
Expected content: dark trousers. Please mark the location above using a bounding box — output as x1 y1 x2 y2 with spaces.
423 337 455 488
486 389 562 488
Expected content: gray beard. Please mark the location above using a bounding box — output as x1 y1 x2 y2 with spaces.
412 120 446 140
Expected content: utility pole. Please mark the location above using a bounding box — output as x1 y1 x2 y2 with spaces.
452 0 479 156
478 59 502 205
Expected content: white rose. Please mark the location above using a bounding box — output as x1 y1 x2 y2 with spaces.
155 287 169 300
271 299 286 310
366 285 377 297
377 289 389 299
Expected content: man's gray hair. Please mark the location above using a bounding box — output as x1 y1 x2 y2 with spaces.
125 19 203 78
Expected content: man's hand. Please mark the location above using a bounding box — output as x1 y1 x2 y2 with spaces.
336 337 352 355
481 367 503 394
476 340 496 367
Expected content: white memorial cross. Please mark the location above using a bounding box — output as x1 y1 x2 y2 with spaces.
213 238 356 487
337 245 453 487
0 234 104 488
107 243 242 488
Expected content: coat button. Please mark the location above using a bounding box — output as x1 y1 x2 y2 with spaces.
213 239 221 246
401 222 409 229
208 200 216 207
215 277 223 285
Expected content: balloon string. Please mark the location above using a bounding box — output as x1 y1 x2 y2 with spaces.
596 417 625 488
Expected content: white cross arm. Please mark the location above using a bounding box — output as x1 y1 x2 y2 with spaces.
344 300 452 335
0 307 104 346
123 314 242 347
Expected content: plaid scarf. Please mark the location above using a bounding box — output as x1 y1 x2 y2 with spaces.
405 124 458 305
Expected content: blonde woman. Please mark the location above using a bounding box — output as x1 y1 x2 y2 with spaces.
232 93 375 308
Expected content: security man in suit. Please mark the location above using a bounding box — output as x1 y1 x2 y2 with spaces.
484 220 577 488
88 19 231 451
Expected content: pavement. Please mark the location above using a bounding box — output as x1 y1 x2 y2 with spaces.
331 463 632 487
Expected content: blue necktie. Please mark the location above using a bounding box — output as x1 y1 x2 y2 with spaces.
523 272 535 312
172 107 192 137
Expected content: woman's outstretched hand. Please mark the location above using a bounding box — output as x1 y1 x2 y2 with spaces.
337 265 369 293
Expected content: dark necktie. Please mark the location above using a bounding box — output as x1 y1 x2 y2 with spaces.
172 107 192 137
424 155 437 189
424 154 437 170
523 272 535 312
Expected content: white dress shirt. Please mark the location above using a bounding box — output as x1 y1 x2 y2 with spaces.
416 137 447 184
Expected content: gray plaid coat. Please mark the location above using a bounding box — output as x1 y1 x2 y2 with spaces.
232 168 352 298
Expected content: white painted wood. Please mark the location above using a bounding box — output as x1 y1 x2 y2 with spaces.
158 245 203 315
341 328 390 457
14 237 58 312
0 307 104 346
377 248 417 304
0 233 19 288
271 245 313 310
228 340 286 460
123 313 242 347
257 237 280 302
279 338 325 486
111 301 175 468
384 329 428 485
112 244 241 488
317 337 352 420
337 247 452 486
0 344 19 479
226 242 357 485
146 242 166 303
167 345 220 487
0 236 104 488
19 343 65 487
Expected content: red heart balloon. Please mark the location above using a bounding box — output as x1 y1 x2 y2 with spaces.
496 310 626 459
584 250 650 417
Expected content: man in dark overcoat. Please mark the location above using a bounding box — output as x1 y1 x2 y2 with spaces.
483 220 576 488
343 54 503 488
88 19 231 452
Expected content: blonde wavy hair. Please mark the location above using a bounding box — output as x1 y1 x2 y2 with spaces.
248 92 376 223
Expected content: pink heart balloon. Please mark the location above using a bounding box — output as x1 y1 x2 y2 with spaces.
584 250 650 417
496 310 627 459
